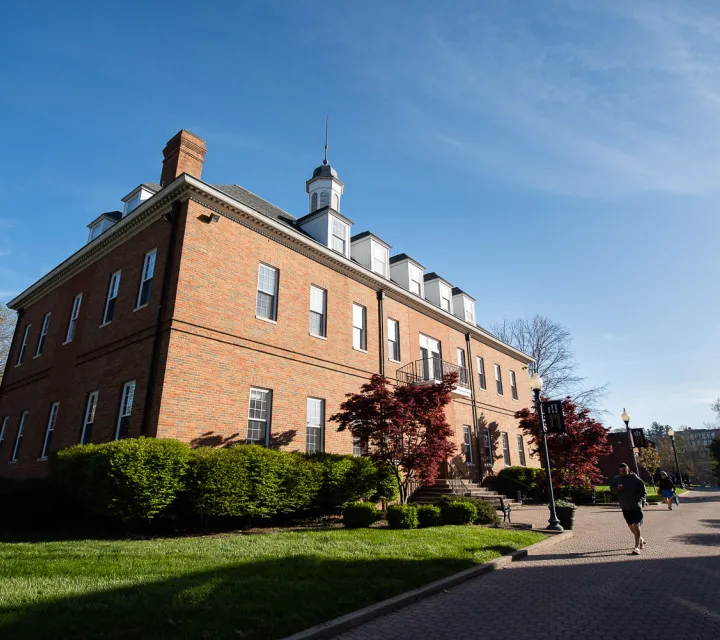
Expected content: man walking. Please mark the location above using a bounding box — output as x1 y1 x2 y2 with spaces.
610 463 647 555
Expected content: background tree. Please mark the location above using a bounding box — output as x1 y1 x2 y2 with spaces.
657 437 676 474
705 398 720 429
477 413 504 475
0 303 17 380
709 437 720 481
491 315 607 414
675 428 715 484
647 421 668 444
637 447 661 484
331 373 457 503
516 398 611 488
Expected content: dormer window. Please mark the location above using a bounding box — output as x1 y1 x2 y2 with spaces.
452 288 477 324
350 232 391 278
409 265 423 296
440 283 452 312
86 212 122 244
389 254 425 297
330 217 348 255
423 273 454 313
372 243 388 276
121 184 158 217
89 222 104 241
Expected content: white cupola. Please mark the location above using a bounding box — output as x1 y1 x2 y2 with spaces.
305 120 344 213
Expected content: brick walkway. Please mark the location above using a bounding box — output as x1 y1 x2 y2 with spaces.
336 488 720 639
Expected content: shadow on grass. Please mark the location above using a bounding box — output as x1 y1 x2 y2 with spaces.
0 556 475 640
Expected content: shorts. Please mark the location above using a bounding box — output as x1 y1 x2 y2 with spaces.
660 490 674 498
622 508 644 526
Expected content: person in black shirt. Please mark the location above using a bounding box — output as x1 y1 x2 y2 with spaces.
658 471 676 510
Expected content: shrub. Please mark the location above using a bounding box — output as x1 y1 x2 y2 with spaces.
440 500 477 525
0 477 83 529
555 499 576 509
371 462 400 503
416 504 442 528
53 438 191 522
386 504 418 529
472 499 500 525
187 445 321 519
342 502 379 528
646 495 661 504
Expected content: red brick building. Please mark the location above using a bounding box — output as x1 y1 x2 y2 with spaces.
0 130 538 480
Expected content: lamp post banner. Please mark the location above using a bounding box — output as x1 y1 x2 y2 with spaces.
542 400 566 434
631 428 646 448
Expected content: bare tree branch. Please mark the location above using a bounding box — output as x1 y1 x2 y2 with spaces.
491 314 608 416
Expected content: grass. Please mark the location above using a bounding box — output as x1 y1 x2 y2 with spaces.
0 526 544 640
595 485 688 497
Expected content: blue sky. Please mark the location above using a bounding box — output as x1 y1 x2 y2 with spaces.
1 0 718 430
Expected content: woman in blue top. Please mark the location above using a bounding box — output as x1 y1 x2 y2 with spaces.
658 471 676 510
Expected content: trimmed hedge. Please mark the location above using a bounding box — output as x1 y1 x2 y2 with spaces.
386 504 418 529
440 500 477 525
496 466 542 498
51 439 396 525
54 438 191 522
343 502 379 528
416 504 442 528
439 495 499 526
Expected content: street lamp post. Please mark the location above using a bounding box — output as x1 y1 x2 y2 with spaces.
530 373 563 532
667 428 685 489
622 409 640 476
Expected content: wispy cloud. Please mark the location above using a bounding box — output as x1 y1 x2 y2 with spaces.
379 1 720 198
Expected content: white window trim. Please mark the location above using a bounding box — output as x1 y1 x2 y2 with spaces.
329 217 348 256
501 432 511 466
517 434 527 466
477 356 486 390
309 285 327 338
495 363 504 396
306 397 325 453
256 263 279 322
387 318 401 362
102 271 122 326
64 294 82 344
0 416 7 449
463 425 474 466
352 303 367 352
247 387 272 445
115 381 136 440
15 324 31 366
34 312 51 358
40 402 59 460
135 249 157 310
510 370 518 400
80 391 99 444
11 411 28 463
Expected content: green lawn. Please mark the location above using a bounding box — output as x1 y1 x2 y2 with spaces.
595 485 687 497
0 526 544 640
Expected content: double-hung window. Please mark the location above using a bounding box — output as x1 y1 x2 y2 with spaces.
440 284 452 312
247 388 272 444
501 432 511 466
477 357 487 390
372 243 387 276
35 313 51 357
483 428 492 467
136 249 157 308
65 294 82 343
81 391 99 444
103 271 121 324
306 398 325 453
40 402 59 460
115 381 136 440
256 264 279 321
510 370 518 400
352 303 367 351
11 411 28 462
517 435 527 466
330 218 347 255
16 325 30 366
0 416 7 451
409 265 423 296
463 425 473 465
495 364 504 395
457 347 468 386
353 436 367 457
387 318 400 361
309 286 327 337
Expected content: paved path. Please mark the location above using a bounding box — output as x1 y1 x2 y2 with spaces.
337 488 720 640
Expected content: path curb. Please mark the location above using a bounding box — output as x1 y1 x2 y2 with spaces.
282 530 573 640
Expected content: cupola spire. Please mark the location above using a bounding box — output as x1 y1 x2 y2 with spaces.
306 117 344 213
324 116 329 165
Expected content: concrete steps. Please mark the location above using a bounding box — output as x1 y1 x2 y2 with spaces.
409 479 522 508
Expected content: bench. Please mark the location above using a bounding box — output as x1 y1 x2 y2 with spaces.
499 497 512 523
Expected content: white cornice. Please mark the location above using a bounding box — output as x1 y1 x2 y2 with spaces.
10 174 533 364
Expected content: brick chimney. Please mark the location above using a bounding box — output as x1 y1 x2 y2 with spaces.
160 130 207 187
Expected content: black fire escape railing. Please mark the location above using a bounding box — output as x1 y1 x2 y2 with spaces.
396 357 470 391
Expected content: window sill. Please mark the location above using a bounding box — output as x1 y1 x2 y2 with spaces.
99 321 112 329
14 363 22 368
32 354 43 360
256 315 278 325
353 347 368 354
309 333 327 340
388 358 401 364
133 304 149 313
38 457 48 462
8 460 17 465
62 339 73 346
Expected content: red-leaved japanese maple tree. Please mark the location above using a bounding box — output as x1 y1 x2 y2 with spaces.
331 373 457 503
515 397 611 488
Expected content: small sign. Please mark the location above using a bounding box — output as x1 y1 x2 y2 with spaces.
542 400 566 434
631 428 646 448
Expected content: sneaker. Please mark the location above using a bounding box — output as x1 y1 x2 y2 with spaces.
640 539 646 549
669 504 673 510
631 548 641 555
